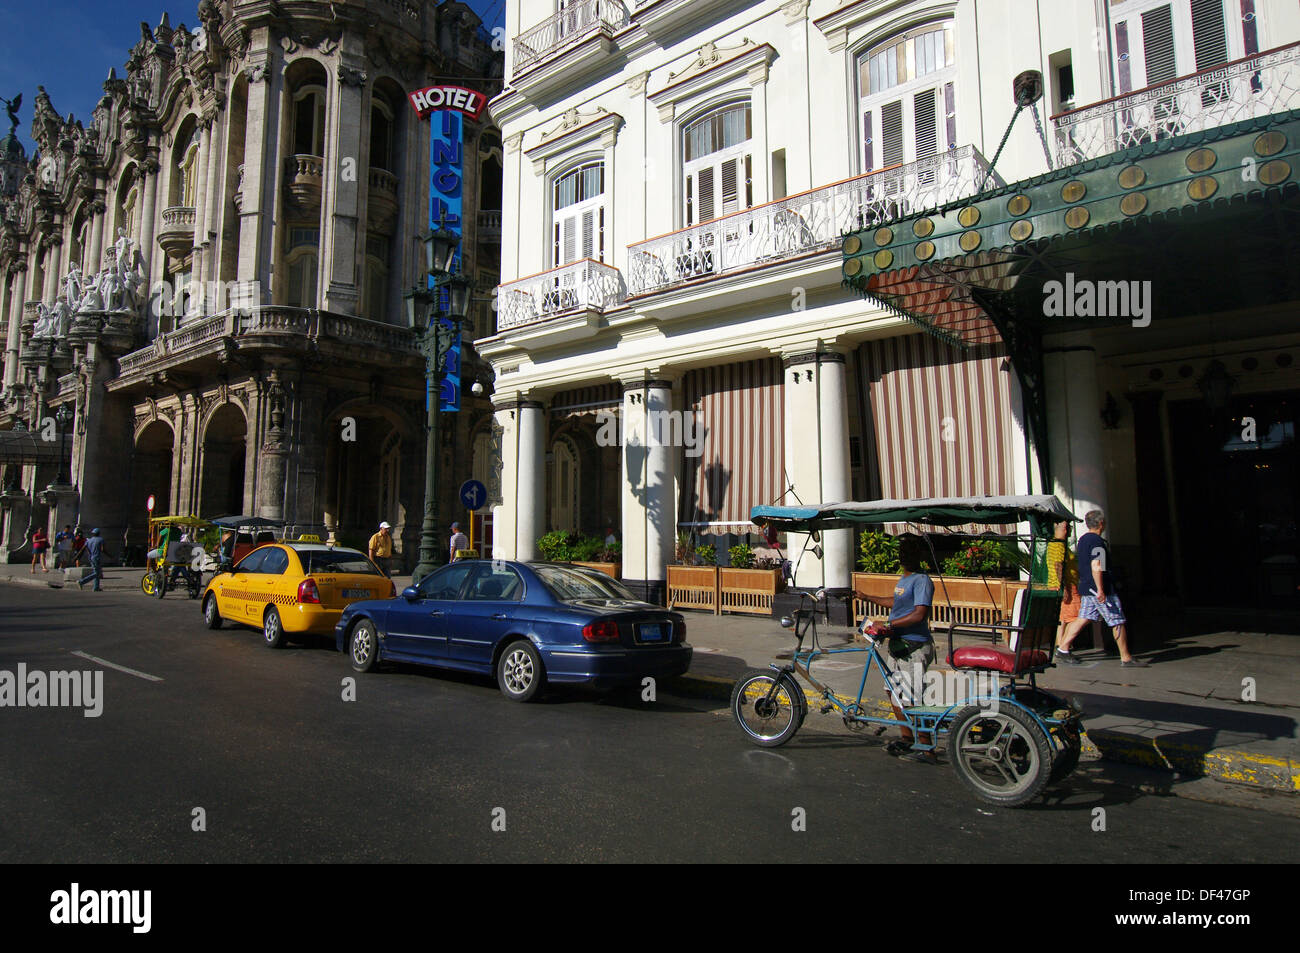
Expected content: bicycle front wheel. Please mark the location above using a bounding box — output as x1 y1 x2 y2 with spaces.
731 669 806 748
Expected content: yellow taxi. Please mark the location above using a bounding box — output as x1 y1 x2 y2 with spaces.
200 539 396 648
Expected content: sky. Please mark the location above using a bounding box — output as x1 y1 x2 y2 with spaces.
0 0 505 157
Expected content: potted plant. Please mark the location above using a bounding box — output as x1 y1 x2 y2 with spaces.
574 535 621 579
667 531 718 613
719 542 783 615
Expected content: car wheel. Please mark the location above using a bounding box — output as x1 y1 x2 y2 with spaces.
497 639 544 702
349 619 379 673
203 593 223 630
263 606 288 649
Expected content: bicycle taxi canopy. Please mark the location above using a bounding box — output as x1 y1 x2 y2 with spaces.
750 494 1078 536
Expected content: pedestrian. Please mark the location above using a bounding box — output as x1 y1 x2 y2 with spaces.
368 521 393 576
30 526 49 573
449 522 468 562
604 526 618 546
1056 509 1147 667
55 524 74 569
73 526 86 567
75 527 105 591
863 535 938 764
1047 520 1080 646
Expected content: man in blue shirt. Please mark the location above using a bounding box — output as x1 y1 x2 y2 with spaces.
75 528 105 592
1056 509 1146 667
864 536 937 763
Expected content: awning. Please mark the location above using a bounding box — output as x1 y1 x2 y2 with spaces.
751 494 1078 533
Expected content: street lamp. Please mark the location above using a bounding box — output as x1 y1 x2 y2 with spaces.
405 225 472 584
54 404 72 485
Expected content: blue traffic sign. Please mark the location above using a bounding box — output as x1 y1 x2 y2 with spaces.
460 479 487 511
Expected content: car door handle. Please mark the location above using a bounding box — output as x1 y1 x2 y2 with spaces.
429 609 444 617
491 613 509 620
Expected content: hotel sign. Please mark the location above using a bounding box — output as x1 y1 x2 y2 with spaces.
408 85 488 121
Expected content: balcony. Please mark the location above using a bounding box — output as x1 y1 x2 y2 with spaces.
367 167 399 233
284 154 324 206
1054 42 1300 166
511 0 629 97
477 209 502 243
157 206 197 259
627 146 996 297
496 259 625 333
111 308 421 386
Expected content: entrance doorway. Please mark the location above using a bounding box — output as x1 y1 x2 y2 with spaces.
200 405 248 517
1168 390 1298 608
132 421 174 526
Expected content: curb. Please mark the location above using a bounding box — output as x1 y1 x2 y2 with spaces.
666 673 1297 794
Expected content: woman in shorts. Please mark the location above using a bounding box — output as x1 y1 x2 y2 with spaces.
30 527 49 573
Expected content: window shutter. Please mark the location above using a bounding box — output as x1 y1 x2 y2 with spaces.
1142 5 1178 87
697 165 715 222
1191 0 1228 70
581 208 595 260
720 157 739 215
881 100 904 167
914 88 938 160
561 214 577 265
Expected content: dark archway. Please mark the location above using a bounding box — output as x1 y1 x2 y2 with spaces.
200 404 247 517
132 420 174 525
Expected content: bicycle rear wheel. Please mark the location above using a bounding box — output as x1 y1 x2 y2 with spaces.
731 669 806 748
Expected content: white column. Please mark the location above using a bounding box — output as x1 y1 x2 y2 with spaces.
139 160 161 289
817 352 853 592
513 398 546 561
191 122 212 285
1044 331 1108 519
620 378 676 601
782 351 823 587
491 402 517 560
238 50 279 287
4 264 27 389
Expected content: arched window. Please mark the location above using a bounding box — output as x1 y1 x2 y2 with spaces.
293 86 326 156
364 234 389 322
682 102 752 227
121 183 139 238
179 140 200 206
370 103 393 172
856 23 956 173
285 227 319 307
551 161 604 266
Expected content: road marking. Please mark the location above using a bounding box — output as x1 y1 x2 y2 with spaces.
70 651 164 683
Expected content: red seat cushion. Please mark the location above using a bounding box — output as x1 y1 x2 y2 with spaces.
951 645 1050 675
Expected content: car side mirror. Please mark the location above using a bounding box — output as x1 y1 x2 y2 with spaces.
401 586 420 601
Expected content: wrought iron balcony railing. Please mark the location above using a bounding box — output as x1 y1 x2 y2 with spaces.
512 0 630 76
627 146 996 296
496 259 626 332
1054 42 1300 165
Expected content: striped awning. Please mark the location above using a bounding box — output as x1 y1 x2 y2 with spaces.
549 383 622 419
680 358 785 526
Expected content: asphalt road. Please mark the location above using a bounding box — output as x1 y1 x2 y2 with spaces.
2 584 1296 863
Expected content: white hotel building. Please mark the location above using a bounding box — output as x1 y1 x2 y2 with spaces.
483 0 1300 616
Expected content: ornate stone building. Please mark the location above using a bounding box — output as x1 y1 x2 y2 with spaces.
0 0 504 568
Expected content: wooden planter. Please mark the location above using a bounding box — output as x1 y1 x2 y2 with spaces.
572 560 620 579
852 571 1027 629
667 564 719 613
719 567 782 616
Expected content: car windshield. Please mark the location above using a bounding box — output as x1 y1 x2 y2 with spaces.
297 549 381 575
534 565 638 602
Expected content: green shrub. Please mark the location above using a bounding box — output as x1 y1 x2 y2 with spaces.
728 543 755 569
858 531 900 573
695 543 717 566
537 530 572 561
570 536 602 562
596 541 621 562
939 538 1010 577
675 530 694 564
754 555 783 571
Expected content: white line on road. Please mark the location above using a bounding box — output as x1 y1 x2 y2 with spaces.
70 651 164 683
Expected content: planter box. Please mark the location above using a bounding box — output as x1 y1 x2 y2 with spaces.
852 571 1027 631
572 560 620 579
719 567 782 616
667 564 719 613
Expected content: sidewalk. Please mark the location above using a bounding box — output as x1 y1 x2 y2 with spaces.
668 610 1300 794
0 563 415 595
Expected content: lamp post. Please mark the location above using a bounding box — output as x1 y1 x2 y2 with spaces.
405 220 473 584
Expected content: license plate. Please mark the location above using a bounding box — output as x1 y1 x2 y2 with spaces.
639 623 667 642
342 588 370 599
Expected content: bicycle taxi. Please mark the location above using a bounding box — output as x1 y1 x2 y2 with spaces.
140 515 221 599
731 494 1085 807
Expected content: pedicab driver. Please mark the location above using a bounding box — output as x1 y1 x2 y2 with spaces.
863 535 937 764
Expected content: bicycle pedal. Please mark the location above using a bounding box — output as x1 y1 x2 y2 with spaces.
819 704 834 714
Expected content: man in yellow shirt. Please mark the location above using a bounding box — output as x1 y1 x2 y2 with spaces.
368 521 393 577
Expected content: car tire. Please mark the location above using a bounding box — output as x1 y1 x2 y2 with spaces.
203 593 223 630
263 606 288 649
497 639 544 702
349 619 379 673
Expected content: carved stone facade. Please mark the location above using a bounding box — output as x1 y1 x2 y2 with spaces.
0 0 504 568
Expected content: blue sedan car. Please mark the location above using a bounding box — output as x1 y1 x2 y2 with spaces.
335 560 691 701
